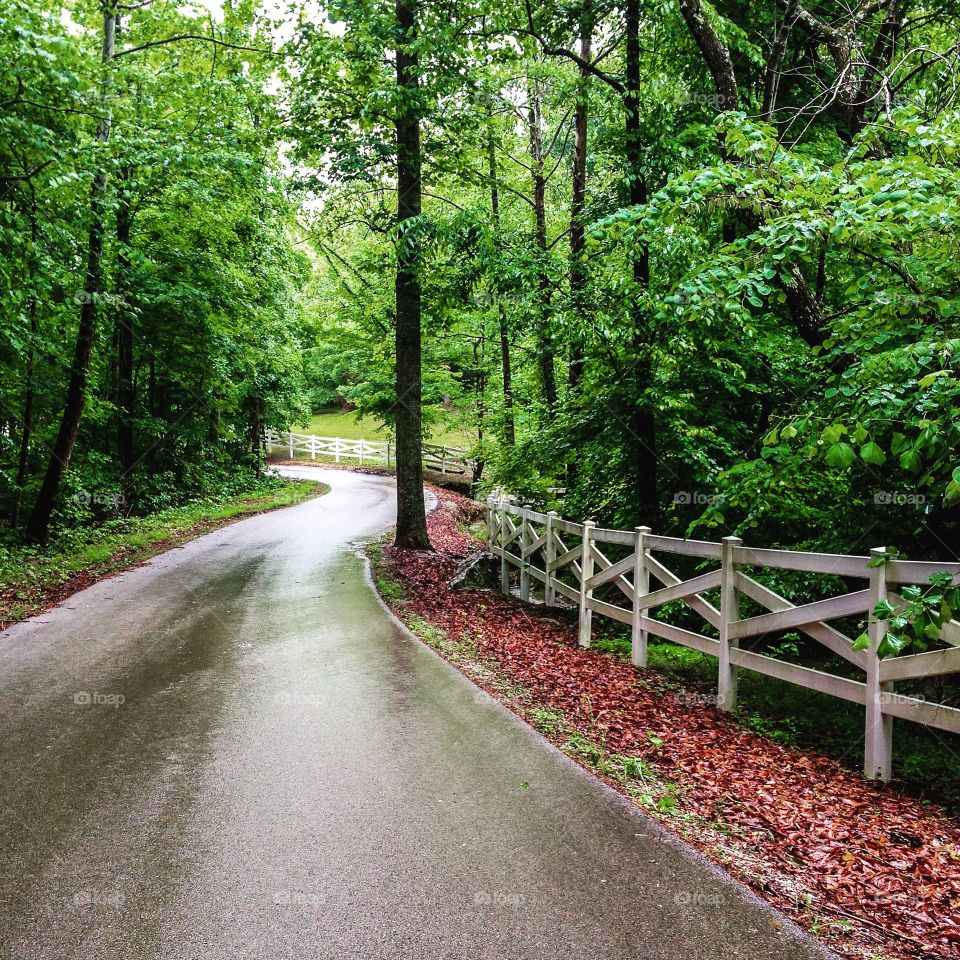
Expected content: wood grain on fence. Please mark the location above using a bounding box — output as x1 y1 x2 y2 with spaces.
487 497 960 781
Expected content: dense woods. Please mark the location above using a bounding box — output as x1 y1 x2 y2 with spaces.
2 0 959 560
293 0 960 562
1 0 309 542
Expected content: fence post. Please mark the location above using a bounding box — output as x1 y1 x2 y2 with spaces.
499 499 510 595
631 526 651 668
578 521 596 648
360 441 365 466
441 446 448 475
288 431 294 459
386 440 392 468
865 546 893 780
718 535 742 711
335 438 341 464
519 506 531 602
544 511 558 607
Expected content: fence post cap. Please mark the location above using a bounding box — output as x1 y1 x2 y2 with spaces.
870 546 889 557
636 525 652 534
583 519 597 528
547 510 559 517
722 535 743 544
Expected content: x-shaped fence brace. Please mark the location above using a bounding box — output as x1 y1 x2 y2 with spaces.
264 430 473 475
487 498 960 782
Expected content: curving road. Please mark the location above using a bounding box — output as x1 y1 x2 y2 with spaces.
0 467 833 959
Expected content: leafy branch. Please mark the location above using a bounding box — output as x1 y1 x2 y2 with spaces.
854 567 960 658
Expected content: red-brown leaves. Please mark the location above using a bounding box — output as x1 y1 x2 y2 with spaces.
380 490 960 960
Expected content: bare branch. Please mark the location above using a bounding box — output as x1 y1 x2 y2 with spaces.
522 0 624 94
114 34 278 59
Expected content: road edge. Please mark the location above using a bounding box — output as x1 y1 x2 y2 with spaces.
358 517 839 960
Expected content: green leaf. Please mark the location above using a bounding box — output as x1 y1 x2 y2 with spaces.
899 450 923 473
860 441 886 466
918 370 948 388
877 634 908 659
874 599 898 619
945 480 960 507
825 442 856 469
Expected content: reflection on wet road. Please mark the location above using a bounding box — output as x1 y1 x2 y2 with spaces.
0 468 833 959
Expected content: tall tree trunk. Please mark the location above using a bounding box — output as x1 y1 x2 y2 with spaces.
393 0 431 550
526 71 558 417
27 4 116 542
497 305 515 445
12 195 38 529
485 117 515 446
678 0 739 111
568 6 593 393
472 337 486 483
116 193 135 483
13 319 35 530
624 0 659 525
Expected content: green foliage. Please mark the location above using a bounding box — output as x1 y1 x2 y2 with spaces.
289 0 960 567
598 108 960 551
854 570 960 658
0 0 312 537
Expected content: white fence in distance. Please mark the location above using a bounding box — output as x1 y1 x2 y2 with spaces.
265 429 473 476
487 497 960 782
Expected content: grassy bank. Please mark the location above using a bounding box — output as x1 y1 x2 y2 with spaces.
294 409 473 447
0 477 327 630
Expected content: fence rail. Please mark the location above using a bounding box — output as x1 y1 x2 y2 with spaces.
265 429 473 476
487 497 960 781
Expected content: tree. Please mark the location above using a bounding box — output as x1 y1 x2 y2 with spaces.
26 2 116 541
2 0 309 537
393 0 431 548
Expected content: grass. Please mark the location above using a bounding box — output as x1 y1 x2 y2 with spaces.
293 408 473 448
0 478 327 629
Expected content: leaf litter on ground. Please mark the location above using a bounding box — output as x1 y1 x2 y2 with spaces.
374 488 960 960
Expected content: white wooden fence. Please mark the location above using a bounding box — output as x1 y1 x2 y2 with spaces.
487 497 960 781
264 429 473 476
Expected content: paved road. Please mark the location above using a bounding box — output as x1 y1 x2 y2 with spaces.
0 468 833 959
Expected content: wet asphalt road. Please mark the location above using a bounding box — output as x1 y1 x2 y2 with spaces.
0 467 834 959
